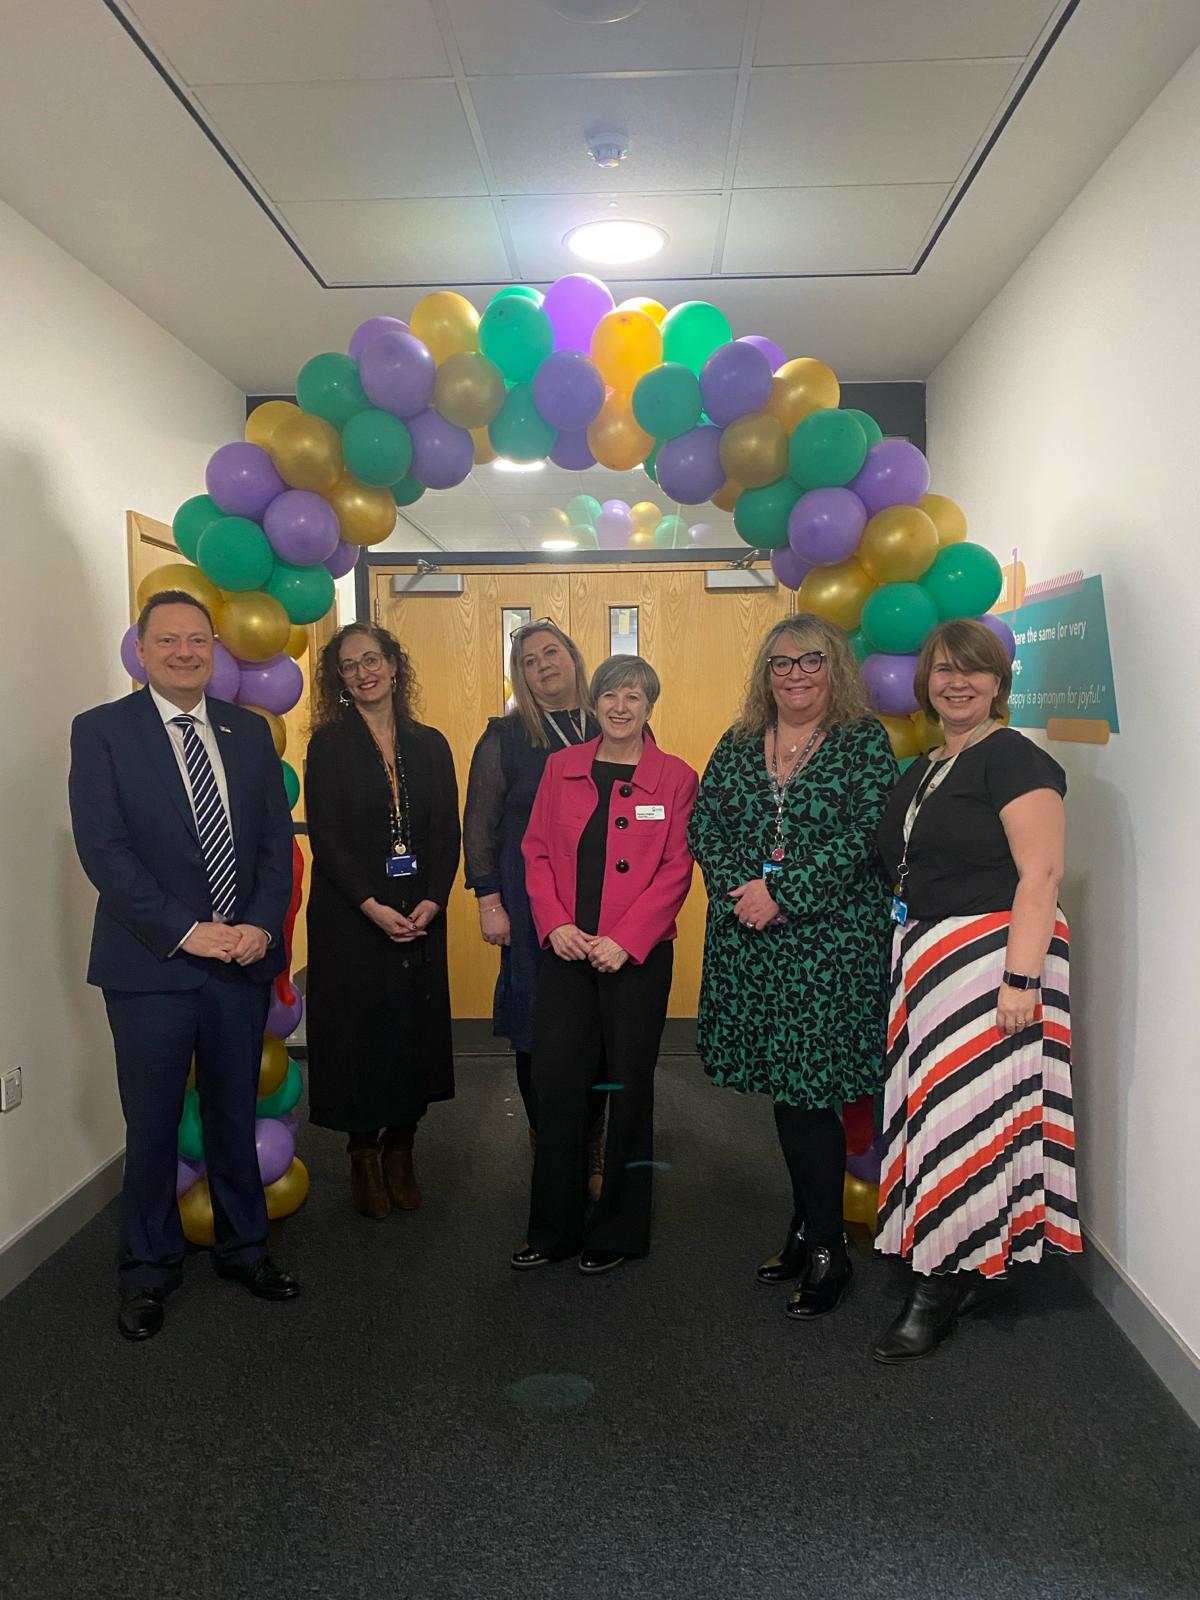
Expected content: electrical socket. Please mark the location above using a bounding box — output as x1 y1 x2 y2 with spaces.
0 1067 21 1112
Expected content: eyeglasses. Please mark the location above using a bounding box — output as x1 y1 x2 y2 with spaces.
768 651 827 677
337 650 385 678
510 617 558 641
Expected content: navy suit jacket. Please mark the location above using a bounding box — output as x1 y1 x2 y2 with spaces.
69 689 294 991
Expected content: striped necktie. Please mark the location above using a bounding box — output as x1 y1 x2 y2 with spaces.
171 715 237 920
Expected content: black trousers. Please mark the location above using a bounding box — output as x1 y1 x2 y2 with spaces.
527 942 673 1259
515 1049 607 1136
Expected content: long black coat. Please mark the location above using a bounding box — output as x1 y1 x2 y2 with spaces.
304 712 460 1132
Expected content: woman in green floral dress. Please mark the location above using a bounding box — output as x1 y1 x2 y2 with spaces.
689 615 897 1319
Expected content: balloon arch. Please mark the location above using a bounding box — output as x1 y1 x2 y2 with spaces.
129 274 1011 1238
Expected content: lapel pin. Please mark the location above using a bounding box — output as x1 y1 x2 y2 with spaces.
218 724 232 733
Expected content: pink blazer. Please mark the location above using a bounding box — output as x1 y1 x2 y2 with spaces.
522 733 699 965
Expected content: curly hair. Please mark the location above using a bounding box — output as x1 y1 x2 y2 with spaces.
311 622 419 732
733 614 869 742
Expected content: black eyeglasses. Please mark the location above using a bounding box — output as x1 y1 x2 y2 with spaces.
768 651 827 677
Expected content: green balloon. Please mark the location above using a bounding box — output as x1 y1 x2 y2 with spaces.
843 408 883 448
861 583 940 654
789 410 868 490
266 559 336 625
392 472 426 507
571 523 599 549
566 494 601 528
342 409 413 486
479 297 554 383
733 477 802 550
173 494 222 563
661 301 733 376
489 382 556 462
256 1058 303 1120
197 516 274 592
921 542 1003 620
490 285 544 308
847 628 872 663
281 758 300 810
178 1092 204 1161
898 754 919 774
296 352 369 429
654 515 688 549
643 442 660 483
632 363 703 439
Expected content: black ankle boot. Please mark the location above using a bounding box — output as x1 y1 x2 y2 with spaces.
873 1273 966 1364
756 1215 807 1285
785 1239 852 1320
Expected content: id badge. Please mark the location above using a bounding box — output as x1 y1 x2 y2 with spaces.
762 860 783 880
386 853 419 878
890 895 908 926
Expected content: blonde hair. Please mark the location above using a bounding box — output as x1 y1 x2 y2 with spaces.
733 614 869 742
508 621 593 749
914 619 1011 722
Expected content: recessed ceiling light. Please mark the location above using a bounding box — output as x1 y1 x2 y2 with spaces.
565 220 667 266
493 457 545 473
542 537 578 551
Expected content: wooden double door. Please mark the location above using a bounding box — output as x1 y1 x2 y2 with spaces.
373 561 792 1019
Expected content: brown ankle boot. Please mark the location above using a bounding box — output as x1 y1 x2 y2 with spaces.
383 1138 421 1210
349 1148 389 1219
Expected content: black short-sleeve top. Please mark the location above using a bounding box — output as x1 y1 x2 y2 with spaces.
876 727 1066 919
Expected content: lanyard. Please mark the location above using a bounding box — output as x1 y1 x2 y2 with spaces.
894 719 994 894
543 708 586 748
766 723 824 864
368 725 412 855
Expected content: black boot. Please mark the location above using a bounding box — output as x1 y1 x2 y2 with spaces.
756 1215 807 1285
873 1273 966 1364
785 1238 852 1320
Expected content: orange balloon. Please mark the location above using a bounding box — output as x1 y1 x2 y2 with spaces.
764 358 840 430
258 1033 288 1098
587 392 654 471
265 1157 311 1220
712 478 742 513
245 399 300 450
270 411 343 494
325 473 398 547
591 309 663 391
797 558 874 631
244 704 287 759
284 624 309 661
920 492 968 546
617 296 667 327
471 426 497 465
179 1177 215 1247
719 413 789 488
217 590 291 662
136 562 222 616
410 291 480 364
858 505 939 583
878 712 920 762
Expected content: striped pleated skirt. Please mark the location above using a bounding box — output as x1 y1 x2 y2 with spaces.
874 910 1083 1278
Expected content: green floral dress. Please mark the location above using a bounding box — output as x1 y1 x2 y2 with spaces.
688 717 897 1109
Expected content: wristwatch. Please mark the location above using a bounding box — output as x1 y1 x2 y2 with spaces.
1001 970 1040 990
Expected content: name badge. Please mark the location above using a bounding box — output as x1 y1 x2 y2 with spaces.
386 854 419 878
890 895 908 925
762 861 783 879
635 805 666 821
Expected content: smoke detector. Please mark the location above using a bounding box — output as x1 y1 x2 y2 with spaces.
587 129 630 170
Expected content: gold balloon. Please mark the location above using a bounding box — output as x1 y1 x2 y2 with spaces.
265 1156 311 1221
472 426 497 465
245 399 300 450
179 1177 215 1247
627 528 655 549
629 500 661 533
878 712 920 761
325 473 398 547
434 350 505 429
859 505 939 583
258 1032 289 1099
920 492 968 546
843 1173 879 1230
410 291 480 364
797 558 874 631
244 704 287 759
911 710 941 751
538 506 572 537
284 624 309 661
590 309 662 392
136 561 222 616
588 392 653 472
764 357 840 430
216 590 291 662
712 478 742 513
617 296 667 327
270 411 343 494
719 412 789 488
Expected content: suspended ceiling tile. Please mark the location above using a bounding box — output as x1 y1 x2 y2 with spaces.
723 184 951 275
446 0 749 76
195 81 486 201
504 191 722 280
471 72 736 195
125 0 451 84
279 197 509 284
754 0 1060 67
736 59 1021 188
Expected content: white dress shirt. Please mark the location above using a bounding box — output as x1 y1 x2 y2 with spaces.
149 686 236 948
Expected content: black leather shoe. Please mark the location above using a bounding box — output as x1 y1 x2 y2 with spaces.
216 1257 300 1300
511 1245 558 1270
872 1273 964 1363
578 1249 626 1275
785 1244 853 1319
118 1288 165 1342
756 1215 807 1285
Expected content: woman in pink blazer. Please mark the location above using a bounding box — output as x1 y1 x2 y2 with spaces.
511 654 698 1276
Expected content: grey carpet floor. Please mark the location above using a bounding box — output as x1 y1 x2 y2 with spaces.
1 1055 1198 1600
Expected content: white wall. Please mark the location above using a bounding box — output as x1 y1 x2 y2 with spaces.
0 199 243 1261
928 48 1200 1360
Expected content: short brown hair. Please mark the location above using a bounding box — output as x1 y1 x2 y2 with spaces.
733 614 868 741
914 619 1011 722
137 589 214 639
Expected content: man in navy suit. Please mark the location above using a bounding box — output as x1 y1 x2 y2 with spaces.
70 590 301 1340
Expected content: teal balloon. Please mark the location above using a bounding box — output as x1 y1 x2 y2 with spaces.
342 409 413 486
281 759 300 810
643 442 660 483
847 628 871 663
392 472 426 507
489 382 556 462
178 1092 204 1161
921 542 1003 620
733 477 802 550
654 515 688 549
490 285 543 308
898 754 919 774
632 363 703 440
789 410 868 490
566 494 601 528
266 559 336 625
197 516 275 592
257 1058 303 1120
295 352 369 429
843 408 883 448
173 494 222 563
861 582 940 654
661 302 733 375
479 297 554 383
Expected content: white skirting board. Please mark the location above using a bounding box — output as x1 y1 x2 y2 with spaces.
0 1153 123 1301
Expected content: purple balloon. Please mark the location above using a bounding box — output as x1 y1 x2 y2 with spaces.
550 429 596 470
656 424 724 505
532 350 605 431
407 408 474 490
595 507 632 549
542 273 614 353
851 439 931 516
120 624 147 684
978 613 1017 662
209 640 241 702
255 1117 296 1187
205 442 286 521
739 334 787 372
267 988 304 1040
846 1136 885 1184
237 652 304 716
176 1156 205 1198
263 489 340 565
687 521 712 543
771 544 812 590
863 652 920 716
359 330 436 419
348 315 408 362
788 486 868 566
700 340 773 428
281 1106 302 1136
601 499 628 516
324 539 361 579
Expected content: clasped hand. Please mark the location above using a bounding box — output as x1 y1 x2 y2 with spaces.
548 924 629 973
729 878 783 932
181 923 269 966
361 896 439 942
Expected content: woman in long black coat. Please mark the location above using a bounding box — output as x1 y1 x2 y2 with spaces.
304 623 460 1219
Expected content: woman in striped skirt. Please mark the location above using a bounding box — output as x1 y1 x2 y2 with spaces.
873 619 1082 1363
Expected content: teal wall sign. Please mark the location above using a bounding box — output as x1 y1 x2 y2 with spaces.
1006 574 1119 733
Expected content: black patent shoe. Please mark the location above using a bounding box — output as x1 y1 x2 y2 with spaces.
578 1249 626 1276
756 1215 807 1285
216 1256 300 1300
785 1244 853 1320
511 1245 560 1270
872 1274 965 1364
118 1287 165 1342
